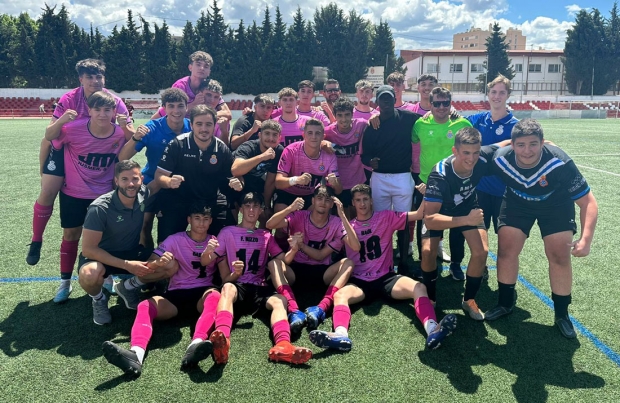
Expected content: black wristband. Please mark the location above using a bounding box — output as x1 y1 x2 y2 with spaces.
131 136 141 142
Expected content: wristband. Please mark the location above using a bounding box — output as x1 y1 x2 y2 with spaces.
131 135 141 142
289 176 298 186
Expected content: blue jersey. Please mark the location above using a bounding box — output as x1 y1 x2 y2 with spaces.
135 117 192 183
467 111 518 197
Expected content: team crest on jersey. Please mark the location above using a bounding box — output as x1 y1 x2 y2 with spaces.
210 154 218 164
319 165 325 172
496 125 504 135
539 175 548 187
47 160 56 171
112 142 119 149
446 130 454 139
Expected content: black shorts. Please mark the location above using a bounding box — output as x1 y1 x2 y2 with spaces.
164 286 217 317
42 145 65 177
273 190 312 210
232 283 275 318
498 199 577 238
290 262 330 290
420 219 485 239
59 192 94 229
347 272 401 301
477 190 503 233
78 245 154 277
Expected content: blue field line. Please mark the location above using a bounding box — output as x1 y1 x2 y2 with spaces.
0 276 78 283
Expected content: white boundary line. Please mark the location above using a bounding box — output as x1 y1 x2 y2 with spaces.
572 154 620 157
576 164 620 177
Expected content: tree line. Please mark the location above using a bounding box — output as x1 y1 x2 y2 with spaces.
0 1 405 94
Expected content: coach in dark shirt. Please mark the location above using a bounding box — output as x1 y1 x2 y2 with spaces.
361 85 421 274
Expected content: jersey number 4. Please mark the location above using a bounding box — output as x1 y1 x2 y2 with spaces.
236 249 261 274
359 235 382 263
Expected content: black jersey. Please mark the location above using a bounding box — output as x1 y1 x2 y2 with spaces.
233 139 283 194
491 144 590 208
424 146 496 216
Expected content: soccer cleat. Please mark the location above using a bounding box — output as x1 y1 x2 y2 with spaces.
268 341 312 365
114 280 141 310
53 283 72 304
426 314 457 349
484 305 513 321
26 241 42 266
309 330 352 352
181 340 214 369
304 306 326 330
437 241 451 263
209 330 230 365
448 263 465 281
103 277 117 295
462 299 485 321
102 341 142 377
92 296 112 325
555 316 577 339
288 310 307 334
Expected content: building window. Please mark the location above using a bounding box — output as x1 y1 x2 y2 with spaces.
514 64 523 72
427 63 440 73
528 64 542 72
450 64 463 73
471 63 484 72
548 64 560 73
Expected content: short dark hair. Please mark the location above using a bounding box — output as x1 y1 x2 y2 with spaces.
304 118 324 132
253 94 275 106
188 202 212 217
76 59 106 76
325 79 339 87
417 74 438 84
241 191 264 207
87 91 116 109
298 80 315 90
189 51 213 66
511 118 544 142
333 97 355 114
261 119 282 134
430 87 451 103
189 104 216 124
161 88 189 106
351 183 371 198
313 185 335 199
115 160 141 177
199 78 222 94
454 127 481 148
387 72 405 85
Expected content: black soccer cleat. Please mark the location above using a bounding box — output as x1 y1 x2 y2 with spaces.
102 341 142 378
26 241 42 266
181 340 214 369
555 316 577 339
484 305 513 321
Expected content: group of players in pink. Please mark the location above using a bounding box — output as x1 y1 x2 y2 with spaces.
26 50 598 377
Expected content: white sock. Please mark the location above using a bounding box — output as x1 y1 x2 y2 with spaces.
424 319 438 335
60 279 71 288
334 326 348 337
90 290 105 301
124 277 145 290
189 338 203 348
130 346 146 364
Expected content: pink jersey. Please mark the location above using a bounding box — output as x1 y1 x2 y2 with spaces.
155 232 218 291
286 211 345 265
353 108 378 121
214 226 283 286
277 115 311 147
297 108 330 126
277 141 339 196
346 210 407 281
53 87 128 121
396 102 418 112
53 118 126 199
172 76 198 104
324 119 367 190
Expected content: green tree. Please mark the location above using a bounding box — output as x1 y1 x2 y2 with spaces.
607 2 620 94
285 7 314 87
0 14 18 87
203 0 229 88
13 13 38 87
368 20 401 81
478 22 515 93
263 7 288 91
175 21 196 79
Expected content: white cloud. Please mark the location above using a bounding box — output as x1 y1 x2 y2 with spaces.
566 4 585 17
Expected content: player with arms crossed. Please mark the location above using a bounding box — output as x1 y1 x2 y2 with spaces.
309 184 457 351
485 119 598 339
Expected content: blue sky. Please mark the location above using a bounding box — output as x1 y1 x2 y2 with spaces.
1 1 615 50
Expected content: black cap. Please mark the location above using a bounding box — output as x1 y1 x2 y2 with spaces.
375 85 395 100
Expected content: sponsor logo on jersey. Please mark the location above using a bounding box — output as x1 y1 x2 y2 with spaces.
116 215 124 222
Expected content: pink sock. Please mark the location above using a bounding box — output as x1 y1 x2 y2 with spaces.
276 285 299 313
193 291 221 341
332 305 351 331
131 300 158 349
317 285 339 312
272 319 290 344
414 296 437 325
215 310 234 338
60 239 79 280
32 202 53 242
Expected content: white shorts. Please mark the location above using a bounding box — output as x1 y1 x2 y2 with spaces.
370 172 414 212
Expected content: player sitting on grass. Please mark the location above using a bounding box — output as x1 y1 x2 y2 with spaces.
309 184 457 351
101 204 221 377
200 191 312 365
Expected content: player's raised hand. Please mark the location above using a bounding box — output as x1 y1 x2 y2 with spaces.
320 140 335 154
116 113 130 127
288 232 303 250
466 208 484 226
194 93 206 105
231 260 244 276
252 119 262 133
170 175 185 189
60 109 78 124
415 183 427 195
370 157 380 170
134 124 150 140
297 173 312 186
206 238 219 254
289 197 305 211
228 177 244 191
149 251 174 268
326 173 339 187
333 197 345 216
569 238 591 257
261 147 276 161
242 107 253 116
368 114 380 129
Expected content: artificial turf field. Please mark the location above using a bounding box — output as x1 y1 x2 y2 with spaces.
0 118 619 402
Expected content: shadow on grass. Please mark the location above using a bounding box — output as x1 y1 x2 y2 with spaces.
417 309 605 402
184 361 225 383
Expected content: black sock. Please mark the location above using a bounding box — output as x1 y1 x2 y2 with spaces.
498 282 516 308
552 293 571 318
464 275 483 301
422 270 438 302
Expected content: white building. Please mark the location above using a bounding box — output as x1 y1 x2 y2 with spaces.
400 49 566 95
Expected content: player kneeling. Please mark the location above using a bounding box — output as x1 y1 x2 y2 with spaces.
309 184 457 351
102 204 221 377
201 192 312 365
